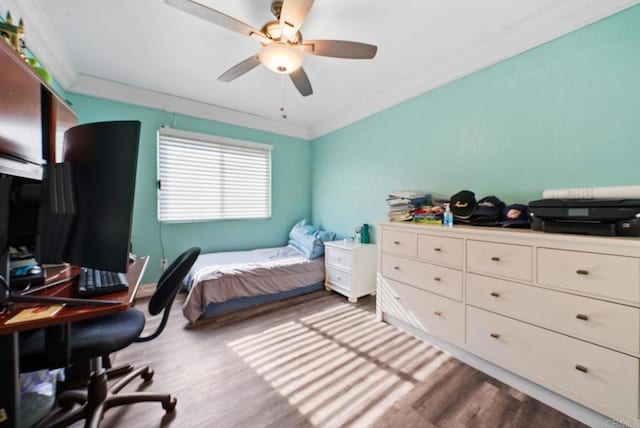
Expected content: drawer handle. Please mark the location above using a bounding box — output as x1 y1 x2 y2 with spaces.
434 310 442 316
393 240 400 245
576 269 589 276
575 364 588 374
337 276 342 281
490 292 500 298
490 333 500 339
576 314 589 321
433 277 442 282
394 295 400 300
393 266 400 271
337 257 342 261
491 256 501 262
434 247 442 252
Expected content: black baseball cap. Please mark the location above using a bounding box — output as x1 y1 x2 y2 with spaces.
450 190 476 219
472 196 505 225
474 196 505 218
500 204 531 228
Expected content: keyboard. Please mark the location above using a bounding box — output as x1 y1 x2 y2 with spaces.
76 267 129 297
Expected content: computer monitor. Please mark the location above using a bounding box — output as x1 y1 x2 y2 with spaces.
7 177 41 249
62 120 140 273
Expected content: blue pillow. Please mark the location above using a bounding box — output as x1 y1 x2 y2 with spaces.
288 219 335 259
288 219 311 243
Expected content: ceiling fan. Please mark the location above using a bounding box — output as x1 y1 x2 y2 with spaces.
165 0 378 97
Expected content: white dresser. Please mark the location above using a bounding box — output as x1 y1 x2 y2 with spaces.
324 240 377 302
377 222 640 424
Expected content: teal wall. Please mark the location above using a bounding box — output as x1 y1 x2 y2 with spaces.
67 94 312 283
311 6 640 241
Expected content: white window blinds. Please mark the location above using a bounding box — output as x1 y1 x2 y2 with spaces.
157 127 272 222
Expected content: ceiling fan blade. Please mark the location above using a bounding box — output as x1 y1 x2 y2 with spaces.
302 40 377 59
165 0 270 43
280 0 314 37
218 55 261 82
289 67 313 97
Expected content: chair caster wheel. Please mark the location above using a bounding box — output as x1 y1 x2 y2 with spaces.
141 367 154 381
163 397 177 412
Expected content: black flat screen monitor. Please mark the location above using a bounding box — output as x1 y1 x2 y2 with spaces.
7 177 40 249
63 121 141 273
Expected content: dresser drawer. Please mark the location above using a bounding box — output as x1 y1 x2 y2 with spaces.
467 273 640 355
381 229 417 258
467 240 532 281
382 254 462 301
326 266 352 290
325 246 352 271
377 276 421 329
467 306 639 419
538 248 640 303
418 234 463 268
388 278 463 344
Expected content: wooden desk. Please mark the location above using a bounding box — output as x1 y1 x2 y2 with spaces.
0 256 148 428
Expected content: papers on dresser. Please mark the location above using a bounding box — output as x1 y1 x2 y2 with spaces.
542 185 640 200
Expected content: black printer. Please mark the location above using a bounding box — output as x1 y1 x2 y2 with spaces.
528 199 640 237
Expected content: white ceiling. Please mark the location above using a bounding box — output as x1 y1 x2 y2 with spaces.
3 0 639 139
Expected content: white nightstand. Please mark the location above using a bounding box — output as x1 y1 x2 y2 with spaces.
324 240 377 302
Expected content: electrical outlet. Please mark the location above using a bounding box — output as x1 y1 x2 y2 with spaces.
160 258 168 270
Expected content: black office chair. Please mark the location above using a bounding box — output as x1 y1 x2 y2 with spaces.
20 247 201 428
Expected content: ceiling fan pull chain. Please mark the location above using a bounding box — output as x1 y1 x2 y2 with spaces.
280 75 288 119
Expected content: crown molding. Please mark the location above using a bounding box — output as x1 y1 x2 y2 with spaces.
69 74 311 140
2 0 77 88
307 0 640 139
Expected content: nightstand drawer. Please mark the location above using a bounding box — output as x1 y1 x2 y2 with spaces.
418 234 463 268
382 254 462 301
467 273 640 355
467 306 639 419
537 248 640 303
325 246 352 271
381 229 417 258
467 240 532 281
388 278 463 345
326 266 352 290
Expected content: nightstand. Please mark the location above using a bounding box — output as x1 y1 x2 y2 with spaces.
324 240 377 302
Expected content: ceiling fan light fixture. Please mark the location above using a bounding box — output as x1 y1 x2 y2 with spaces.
259 42 303 74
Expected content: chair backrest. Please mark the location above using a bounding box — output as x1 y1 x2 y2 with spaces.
136 247 201 342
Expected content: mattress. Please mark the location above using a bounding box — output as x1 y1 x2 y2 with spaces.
182 246 325 322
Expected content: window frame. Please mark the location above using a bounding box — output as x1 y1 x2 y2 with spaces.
156 127 273 223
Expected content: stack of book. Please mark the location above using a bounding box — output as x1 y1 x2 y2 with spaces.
386 191 431 222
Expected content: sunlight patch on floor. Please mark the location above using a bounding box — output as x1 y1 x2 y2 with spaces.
228 302 451 427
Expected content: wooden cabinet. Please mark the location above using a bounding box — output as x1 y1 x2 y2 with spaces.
324 241 376 302
42 90 78 163
377 222 640 423
0 40 43 178
0 38 77 176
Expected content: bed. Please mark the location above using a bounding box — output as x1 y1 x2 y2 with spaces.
181 245 326 323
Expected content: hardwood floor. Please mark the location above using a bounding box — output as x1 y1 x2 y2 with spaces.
63 291 587 428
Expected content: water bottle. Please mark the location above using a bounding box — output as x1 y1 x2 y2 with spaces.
443 203 453 228
361 224 370 244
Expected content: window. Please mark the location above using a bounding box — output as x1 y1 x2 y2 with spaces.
157 127 272 222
